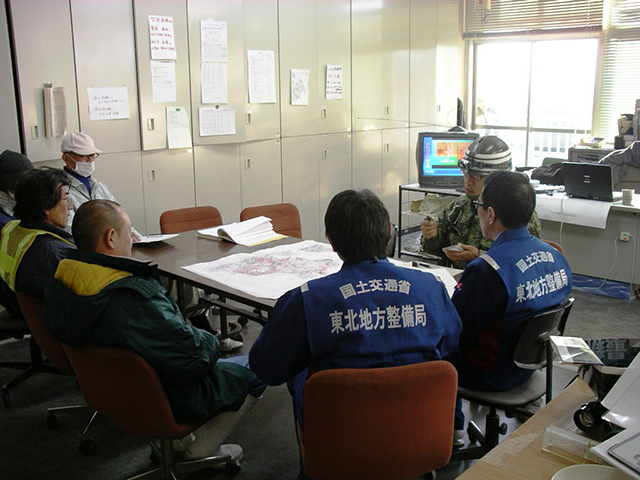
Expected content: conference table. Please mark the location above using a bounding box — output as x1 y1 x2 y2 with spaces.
132 232 302 327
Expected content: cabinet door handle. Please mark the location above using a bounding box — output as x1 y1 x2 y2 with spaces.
384 141 390 153
147 118 155 131
384 106 390 116
321 106 327 119
245 110 252 124
148 169 156 182
322 149 328 160
245 158 251 170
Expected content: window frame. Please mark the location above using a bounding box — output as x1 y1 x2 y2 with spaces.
466 33 603 167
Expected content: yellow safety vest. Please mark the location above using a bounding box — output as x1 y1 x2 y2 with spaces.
0 220 73 292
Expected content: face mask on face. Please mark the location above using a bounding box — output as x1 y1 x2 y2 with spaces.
74 161 95 177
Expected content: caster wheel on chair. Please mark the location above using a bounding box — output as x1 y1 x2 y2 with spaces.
574 401 605 432
225 459 241 476
79 438 99 455
46 414 59 429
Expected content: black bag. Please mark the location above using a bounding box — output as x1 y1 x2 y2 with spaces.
531 163 564 185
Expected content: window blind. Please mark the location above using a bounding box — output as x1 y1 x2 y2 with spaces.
464 0 603 38
596 0 640 138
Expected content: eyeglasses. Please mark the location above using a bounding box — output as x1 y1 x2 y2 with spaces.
68 152 99 161
473 200 487 209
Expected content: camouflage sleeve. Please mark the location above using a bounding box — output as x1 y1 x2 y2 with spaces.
420 205 450 255
528 210 541 238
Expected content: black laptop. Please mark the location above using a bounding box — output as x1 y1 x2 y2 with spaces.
562 162 622 202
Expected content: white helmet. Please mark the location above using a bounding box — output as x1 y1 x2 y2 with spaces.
458 135 512 177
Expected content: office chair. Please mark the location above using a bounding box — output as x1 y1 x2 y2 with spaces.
15 293 98 453
1 295 66 407
0 308 33 406
159 206 223 234
451 297 575 461
298 361 457 480
240 202 302 238
63 343 241 479
542 239 565 255
386 223 398 258
159 206 242 341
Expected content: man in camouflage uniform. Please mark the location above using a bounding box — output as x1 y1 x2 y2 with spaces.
420 136 540 270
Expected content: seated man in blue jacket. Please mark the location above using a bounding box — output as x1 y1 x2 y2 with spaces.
44 200 265 462
250 189 462 447
451 171 572 432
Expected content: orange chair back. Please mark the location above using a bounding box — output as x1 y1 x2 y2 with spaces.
240 203 302 238
16 293 74 376
542 239 564 255
159 206 223 234
299 361 458 480
63 343 200 439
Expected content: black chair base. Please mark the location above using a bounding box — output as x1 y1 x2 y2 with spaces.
128 439 239 480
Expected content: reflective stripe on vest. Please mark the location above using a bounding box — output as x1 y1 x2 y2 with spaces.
0 220 72 291
479 253 501 272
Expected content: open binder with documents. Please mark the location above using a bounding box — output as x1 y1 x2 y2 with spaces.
196 216 286 246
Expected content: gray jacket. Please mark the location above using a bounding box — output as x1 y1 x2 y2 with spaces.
64 170 141 237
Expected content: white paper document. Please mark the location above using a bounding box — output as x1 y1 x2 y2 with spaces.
183 240 343 300
388 258 458 297
166 107 191 149
148 15 177 60
247 50 276 104
200 19 227 63
535 193 612 229
591 423 640 479
602 352 640 429
325 65 343 99
201 63 228 104
87 87 130 121
199 106 235 136
197 216 284 246
291 69 309 106
135 234 179 244
151 60 176 103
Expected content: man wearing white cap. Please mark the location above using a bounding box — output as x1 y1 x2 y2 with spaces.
60 132 141 241
419 135 541 269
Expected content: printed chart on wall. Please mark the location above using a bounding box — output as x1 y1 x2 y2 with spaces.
183 240 343 299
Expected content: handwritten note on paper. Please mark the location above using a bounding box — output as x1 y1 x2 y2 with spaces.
247 50 276 104
148 15 177 60
166 107 191 149
151 60 176 103
291 69 309 106
199 106 236 136
201 19 227 63
201 63 228 104
326 65 343 100
87 87 130 121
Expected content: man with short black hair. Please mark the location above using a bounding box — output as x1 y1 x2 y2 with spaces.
45 200 265 462
0 150 33 228
452 171 572 431
250 189 461 434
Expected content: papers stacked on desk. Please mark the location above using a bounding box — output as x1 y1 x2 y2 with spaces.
197 216 286 246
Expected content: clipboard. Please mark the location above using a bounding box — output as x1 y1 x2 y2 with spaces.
608 431 640 474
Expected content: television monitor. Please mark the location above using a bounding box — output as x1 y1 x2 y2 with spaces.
416 131 479 189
